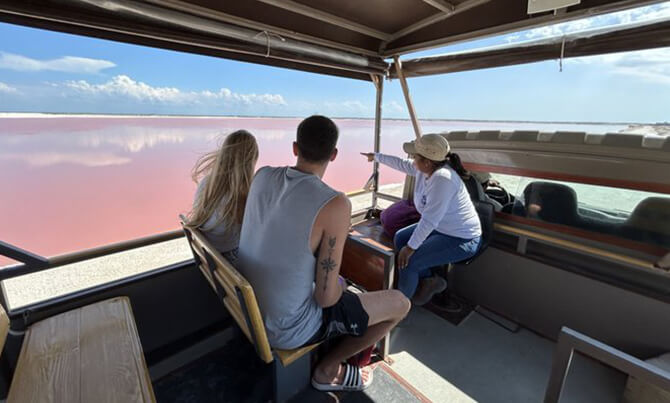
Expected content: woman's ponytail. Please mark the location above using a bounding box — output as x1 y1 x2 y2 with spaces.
446 152 469 179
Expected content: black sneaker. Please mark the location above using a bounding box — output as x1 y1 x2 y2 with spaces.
412 276 447 306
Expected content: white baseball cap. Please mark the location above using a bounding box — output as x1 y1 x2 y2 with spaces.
403 133 450 161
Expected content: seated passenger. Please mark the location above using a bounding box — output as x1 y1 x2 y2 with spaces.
185 130 258 261
237 116 410 392
362 134 482 305
622 196 670 248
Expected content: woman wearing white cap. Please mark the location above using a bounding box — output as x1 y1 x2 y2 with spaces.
362 134 482 305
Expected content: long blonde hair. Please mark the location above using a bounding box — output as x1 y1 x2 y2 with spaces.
187 130 259 230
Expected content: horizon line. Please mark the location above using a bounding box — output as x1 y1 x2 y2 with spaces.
1 111 664 126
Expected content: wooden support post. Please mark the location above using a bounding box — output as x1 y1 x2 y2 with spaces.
393 56 419 201
393 56 422 140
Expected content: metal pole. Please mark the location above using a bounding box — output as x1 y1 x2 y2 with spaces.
372 75 383 209
77 0 387 70
0 241 48 269
393 56 422 140
0 229 185 281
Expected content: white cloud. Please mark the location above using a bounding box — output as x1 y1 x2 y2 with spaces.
319 99 406 118
66 75 181 102
324 100 370 114
500 3 670 86
522 17 595 40
341 100 367 110
613 2 670 24
0 152 131 167
0 52 116 74
571 48 670 86
65 75 287 106
0 82 18 94
79 128 188 152
511 3 670 41
0 123 195 149
383 101 405 114
252 129 289 140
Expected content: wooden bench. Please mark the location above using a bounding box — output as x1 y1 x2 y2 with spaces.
181 220 320 402
2 297 155 402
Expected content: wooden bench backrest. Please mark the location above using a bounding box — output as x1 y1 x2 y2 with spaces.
180 219 274 363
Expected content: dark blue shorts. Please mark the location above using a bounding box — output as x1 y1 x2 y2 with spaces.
302 291 369 346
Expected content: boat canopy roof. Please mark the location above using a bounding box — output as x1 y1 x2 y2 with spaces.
0 0 667 80
392 18 670 78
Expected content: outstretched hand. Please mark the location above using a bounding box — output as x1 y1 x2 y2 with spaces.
360 152 374 162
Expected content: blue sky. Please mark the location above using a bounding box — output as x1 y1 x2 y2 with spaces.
0 2 669 122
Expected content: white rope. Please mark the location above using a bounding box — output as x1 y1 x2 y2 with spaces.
253 30 286 57
8 328 25 336
559 36 566 72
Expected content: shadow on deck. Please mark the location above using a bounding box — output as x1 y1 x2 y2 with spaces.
153 307 627 403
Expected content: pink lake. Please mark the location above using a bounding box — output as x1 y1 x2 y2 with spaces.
1 116 626 265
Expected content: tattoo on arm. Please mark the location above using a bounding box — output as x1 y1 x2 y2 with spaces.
320 236 337 291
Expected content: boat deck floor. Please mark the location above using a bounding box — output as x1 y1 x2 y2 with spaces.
389 307 626 402
154 307 627 402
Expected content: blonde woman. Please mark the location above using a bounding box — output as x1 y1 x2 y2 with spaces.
186 130 259 261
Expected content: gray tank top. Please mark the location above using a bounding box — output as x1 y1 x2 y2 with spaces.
237 166 339 349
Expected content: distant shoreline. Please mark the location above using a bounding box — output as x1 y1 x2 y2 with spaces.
0 112 659 126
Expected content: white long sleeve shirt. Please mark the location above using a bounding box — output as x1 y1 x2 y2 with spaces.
375 153 482 249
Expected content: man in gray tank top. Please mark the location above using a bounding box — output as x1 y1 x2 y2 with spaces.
237 116 410 391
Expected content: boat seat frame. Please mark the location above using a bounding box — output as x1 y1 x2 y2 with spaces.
545 326 670 403
180 218 320 401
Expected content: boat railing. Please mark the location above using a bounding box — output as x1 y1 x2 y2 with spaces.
0 229 184 281
0 188 381 282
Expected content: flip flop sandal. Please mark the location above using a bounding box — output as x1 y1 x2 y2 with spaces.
311 363 373 392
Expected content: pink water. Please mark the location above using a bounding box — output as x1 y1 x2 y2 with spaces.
1 116 626 265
